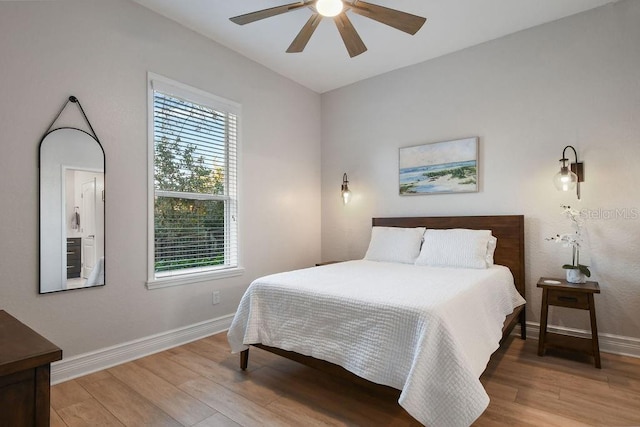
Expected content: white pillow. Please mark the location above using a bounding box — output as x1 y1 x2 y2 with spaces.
415 229 493 269
364 226 426 264
486 235 497 266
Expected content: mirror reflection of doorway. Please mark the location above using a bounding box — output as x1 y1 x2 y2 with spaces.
64 169 104 289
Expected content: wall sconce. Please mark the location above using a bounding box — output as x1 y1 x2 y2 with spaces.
341 173 351 204
553 145 584 199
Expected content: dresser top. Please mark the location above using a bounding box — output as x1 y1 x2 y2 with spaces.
0 310 62 376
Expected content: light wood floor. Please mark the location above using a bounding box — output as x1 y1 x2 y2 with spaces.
51 333 640 426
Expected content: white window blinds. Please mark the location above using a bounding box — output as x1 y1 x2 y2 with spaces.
150 77 239 281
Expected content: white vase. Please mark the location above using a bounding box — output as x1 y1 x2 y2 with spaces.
566 268 586 284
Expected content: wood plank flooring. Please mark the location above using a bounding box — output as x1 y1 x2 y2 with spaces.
51 333 640 426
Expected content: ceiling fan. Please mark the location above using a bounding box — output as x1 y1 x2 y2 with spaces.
229 0 427 58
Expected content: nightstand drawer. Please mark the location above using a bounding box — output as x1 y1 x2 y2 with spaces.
547 289 589 309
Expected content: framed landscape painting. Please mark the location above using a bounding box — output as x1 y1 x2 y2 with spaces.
399 137 478 195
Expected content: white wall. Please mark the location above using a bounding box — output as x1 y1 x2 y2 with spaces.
0 1 321 357
321 1 640 341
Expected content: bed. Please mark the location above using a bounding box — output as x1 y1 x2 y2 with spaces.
227 215 526 426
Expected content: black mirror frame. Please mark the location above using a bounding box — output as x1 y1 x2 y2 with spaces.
37 96 106 294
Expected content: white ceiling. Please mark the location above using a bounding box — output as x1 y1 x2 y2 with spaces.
131 0 614 93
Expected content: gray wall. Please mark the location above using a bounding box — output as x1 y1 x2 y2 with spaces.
321 1 640 340
0 0 321 357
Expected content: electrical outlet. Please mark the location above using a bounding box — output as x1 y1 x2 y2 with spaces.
212 290 221 305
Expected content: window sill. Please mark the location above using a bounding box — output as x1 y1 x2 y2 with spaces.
146 267 245 290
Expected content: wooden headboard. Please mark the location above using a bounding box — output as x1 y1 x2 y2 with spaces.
372 215 525 300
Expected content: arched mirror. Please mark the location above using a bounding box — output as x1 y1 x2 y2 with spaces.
39 98 105 293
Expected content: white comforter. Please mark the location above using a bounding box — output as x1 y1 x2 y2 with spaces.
227 260 526 427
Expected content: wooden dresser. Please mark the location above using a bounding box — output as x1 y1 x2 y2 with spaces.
0 310 62 427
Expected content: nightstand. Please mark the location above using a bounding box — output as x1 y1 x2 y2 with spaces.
537 277 601 368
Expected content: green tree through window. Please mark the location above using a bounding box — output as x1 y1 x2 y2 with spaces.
152 88 237 276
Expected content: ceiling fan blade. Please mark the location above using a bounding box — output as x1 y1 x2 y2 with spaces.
349 1 426 35
287 13 323 53
230 1 312 25
334 13 367 58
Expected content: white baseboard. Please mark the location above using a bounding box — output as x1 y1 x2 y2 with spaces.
521 322 640 359
51 314 234 385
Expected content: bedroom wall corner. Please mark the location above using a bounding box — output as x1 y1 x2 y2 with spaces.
320 0 640 348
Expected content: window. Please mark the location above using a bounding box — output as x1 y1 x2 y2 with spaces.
147 74 241 288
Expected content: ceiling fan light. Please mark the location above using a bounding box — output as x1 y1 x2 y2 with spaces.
316 0 343 17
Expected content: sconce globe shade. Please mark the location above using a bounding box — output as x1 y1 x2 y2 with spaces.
316 0 343 17
342 188 351 204
553 168 578 192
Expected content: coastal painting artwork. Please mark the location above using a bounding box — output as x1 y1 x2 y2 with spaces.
399 137 478 195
